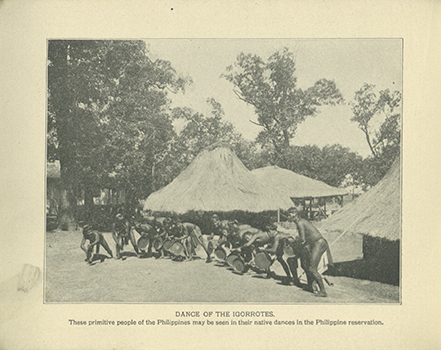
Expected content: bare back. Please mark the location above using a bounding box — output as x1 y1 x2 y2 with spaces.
296 219 323 245
182 222 201 236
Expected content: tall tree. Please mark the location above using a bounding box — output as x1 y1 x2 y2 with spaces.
351 83 401 185
163 98 257 180
351 83 401 157
223 48 344 155
266 144 363 188
47 40 187 227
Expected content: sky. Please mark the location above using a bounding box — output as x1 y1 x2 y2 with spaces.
145 39 402 158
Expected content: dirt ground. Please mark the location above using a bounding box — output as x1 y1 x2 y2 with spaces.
45 229 399 304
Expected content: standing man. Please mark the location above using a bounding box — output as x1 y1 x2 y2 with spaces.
287 208 329 297
112 213 140 259
80 224 113 264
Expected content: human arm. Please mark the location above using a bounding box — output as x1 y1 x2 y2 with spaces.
112 224 121 247
276 224 290 235
88 232 100 247
262 235 281 255
157 229 168 238
297 221 306 243
125 220 131 236
80 236 87 252
176 225 189 241
216 235 226 247
238 232 260 250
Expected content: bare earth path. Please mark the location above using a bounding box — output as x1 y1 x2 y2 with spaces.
45 229 399 304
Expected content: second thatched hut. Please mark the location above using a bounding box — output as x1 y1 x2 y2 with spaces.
143 145 293 214
251 166 347 219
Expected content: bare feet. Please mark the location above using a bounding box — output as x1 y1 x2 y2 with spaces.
281 277 291 285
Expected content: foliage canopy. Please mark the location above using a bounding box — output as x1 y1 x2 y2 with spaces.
223 48 344 154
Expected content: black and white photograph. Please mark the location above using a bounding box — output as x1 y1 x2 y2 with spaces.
45 39 402 304
1 1 440 349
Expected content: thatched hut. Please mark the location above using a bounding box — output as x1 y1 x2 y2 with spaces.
251 166 347 219
319 159 401 285
143 145 293 214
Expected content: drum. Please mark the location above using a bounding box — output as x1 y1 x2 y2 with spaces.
226 252 239 267
214 246 227 260
137 223 153 233
283 237 301 257
163 239 173 252
232 257 248 274
207 240 215 255
153 237 163 251
171 241 186 256
137 236 149 250
283 244 296 257
254 251 273 270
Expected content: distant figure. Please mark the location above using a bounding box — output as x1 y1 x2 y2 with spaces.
288 207 329 297
80 225 113 264
112 213 140 259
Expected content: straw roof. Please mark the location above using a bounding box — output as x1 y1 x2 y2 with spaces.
143 145 293 213
251 166 347 198
47 161 61 179
319 159 401 241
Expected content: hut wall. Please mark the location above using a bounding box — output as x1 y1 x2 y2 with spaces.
325 236 399 286
362 236 400 285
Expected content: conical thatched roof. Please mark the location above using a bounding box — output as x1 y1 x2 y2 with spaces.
251 166 347 198
319 159 401 241
143 146 293 214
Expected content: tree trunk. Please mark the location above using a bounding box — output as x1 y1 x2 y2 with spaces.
52 43 77 231
84 184 94 223
151 163 156 192
363 127 377 157
59 186 76 231
282 129 291 149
